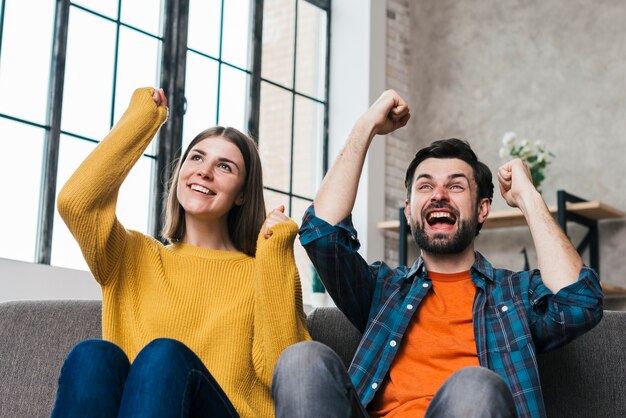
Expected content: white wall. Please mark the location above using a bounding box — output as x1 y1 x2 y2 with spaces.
0 258 100 303
328 0 387 263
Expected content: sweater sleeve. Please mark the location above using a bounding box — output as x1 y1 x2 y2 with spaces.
57 87 168 285
252 219 312 386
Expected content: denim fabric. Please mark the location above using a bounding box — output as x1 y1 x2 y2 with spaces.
51 338 239 418
272 342 516 418
272 341 368 418
426 367 516 418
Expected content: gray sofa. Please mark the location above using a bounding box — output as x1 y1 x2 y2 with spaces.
1 301 625 418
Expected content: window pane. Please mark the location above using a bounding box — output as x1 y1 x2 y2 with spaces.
292 197 315 305
0 0 54 123
259 82 292 192
72 0 119 19
52 136 153 270
0 119 44 262
62 8 116 140
117 155 153 235
218 65 249 132
187 0 221 58
121 0 163 35
52 135 96 271
114 27 161 155
262 0 295 88
221 0 252 69
183 52 219 150
295 0 327 100
263 188 290 215
292 96 323 199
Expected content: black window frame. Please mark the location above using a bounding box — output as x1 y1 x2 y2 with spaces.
0 0 330 265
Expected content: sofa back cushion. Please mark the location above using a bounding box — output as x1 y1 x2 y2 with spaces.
0 300 101 418
538 310 626 418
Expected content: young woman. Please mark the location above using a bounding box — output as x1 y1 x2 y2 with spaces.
51 87 310 418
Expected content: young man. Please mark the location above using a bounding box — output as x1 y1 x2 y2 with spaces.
272 90 603 418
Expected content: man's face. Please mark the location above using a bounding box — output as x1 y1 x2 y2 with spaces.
404 158 490 255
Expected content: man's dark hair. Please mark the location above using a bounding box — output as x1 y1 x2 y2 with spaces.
404 138 494 232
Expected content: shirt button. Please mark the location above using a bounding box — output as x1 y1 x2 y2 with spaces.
390 340 397 347
422 283 429 288
501 305 509 312
372 382 378 390
407 304 413 310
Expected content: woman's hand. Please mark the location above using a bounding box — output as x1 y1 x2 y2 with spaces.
152 88 167 107
263 205 289 238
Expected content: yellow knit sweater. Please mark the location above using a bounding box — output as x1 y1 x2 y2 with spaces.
57 87 311 418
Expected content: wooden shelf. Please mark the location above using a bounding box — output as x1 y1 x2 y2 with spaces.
603 283 626 296
378 201 624 232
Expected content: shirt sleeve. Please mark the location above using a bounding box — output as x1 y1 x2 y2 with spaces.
527 265 604 352
299 204 378 333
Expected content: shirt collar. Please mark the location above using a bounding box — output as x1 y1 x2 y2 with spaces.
404 251 495 282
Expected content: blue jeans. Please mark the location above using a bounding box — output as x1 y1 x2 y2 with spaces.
272 341 517 418
51 338 239 418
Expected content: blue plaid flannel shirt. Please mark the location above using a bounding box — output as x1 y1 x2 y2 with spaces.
299 205 603 418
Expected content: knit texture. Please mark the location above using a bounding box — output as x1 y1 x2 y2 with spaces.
57 87 310 418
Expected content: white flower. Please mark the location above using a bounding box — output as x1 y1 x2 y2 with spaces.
499 147 508 159
534 140 544 149
538 154 546 163
502 132 516 146
520 138 530 147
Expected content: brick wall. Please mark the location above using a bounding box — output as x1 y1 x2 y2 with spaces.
384 0 413 266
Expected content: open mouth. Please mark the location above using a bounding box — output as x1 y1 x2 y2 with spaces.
190 184 216 196
426 211 457 226
423 204 458 228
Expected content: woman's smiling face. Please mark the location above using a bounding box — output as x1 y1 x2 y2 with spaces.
176 136 246 224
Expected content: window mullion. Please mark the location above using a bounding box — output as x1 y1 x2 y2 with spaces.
246 0 263 142
322 1 331 174
152 0 189 240
35 0 70 264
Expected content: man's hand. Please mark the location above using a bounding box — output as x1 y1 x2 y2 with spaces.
314 90 410 225
263 205 289 238
497 158 537 209
499 158 582 292
357 89 410 136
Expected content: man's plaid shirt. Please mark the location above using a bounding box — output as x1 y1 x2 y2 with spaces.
299 206 603 418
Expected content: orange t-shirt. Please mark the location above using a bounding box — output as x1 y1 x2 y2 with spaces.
368 270 479 418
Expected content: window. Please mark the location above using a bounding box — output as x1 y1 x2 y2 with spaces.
0 0 329 301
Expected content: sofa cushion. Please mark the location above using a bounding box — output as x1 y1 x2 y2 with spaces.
0 300 101 418
538 310 626 418
306 306 361 368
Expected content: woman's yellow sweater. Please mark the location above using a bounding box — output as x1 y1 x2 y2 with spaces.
57 87 310 418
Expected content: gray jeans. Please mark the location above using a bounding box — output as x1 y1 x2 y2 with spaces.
272 341 517 418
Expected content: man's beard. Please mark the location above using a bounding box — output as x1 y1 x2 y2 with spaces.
410 205 478 255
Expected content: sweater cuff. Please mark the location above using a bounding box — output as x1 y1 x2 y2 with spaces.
257 219 298 252
125 87 169 126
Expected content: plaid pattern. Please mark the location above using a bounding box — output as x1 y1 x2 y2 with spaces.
299 205 603 418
